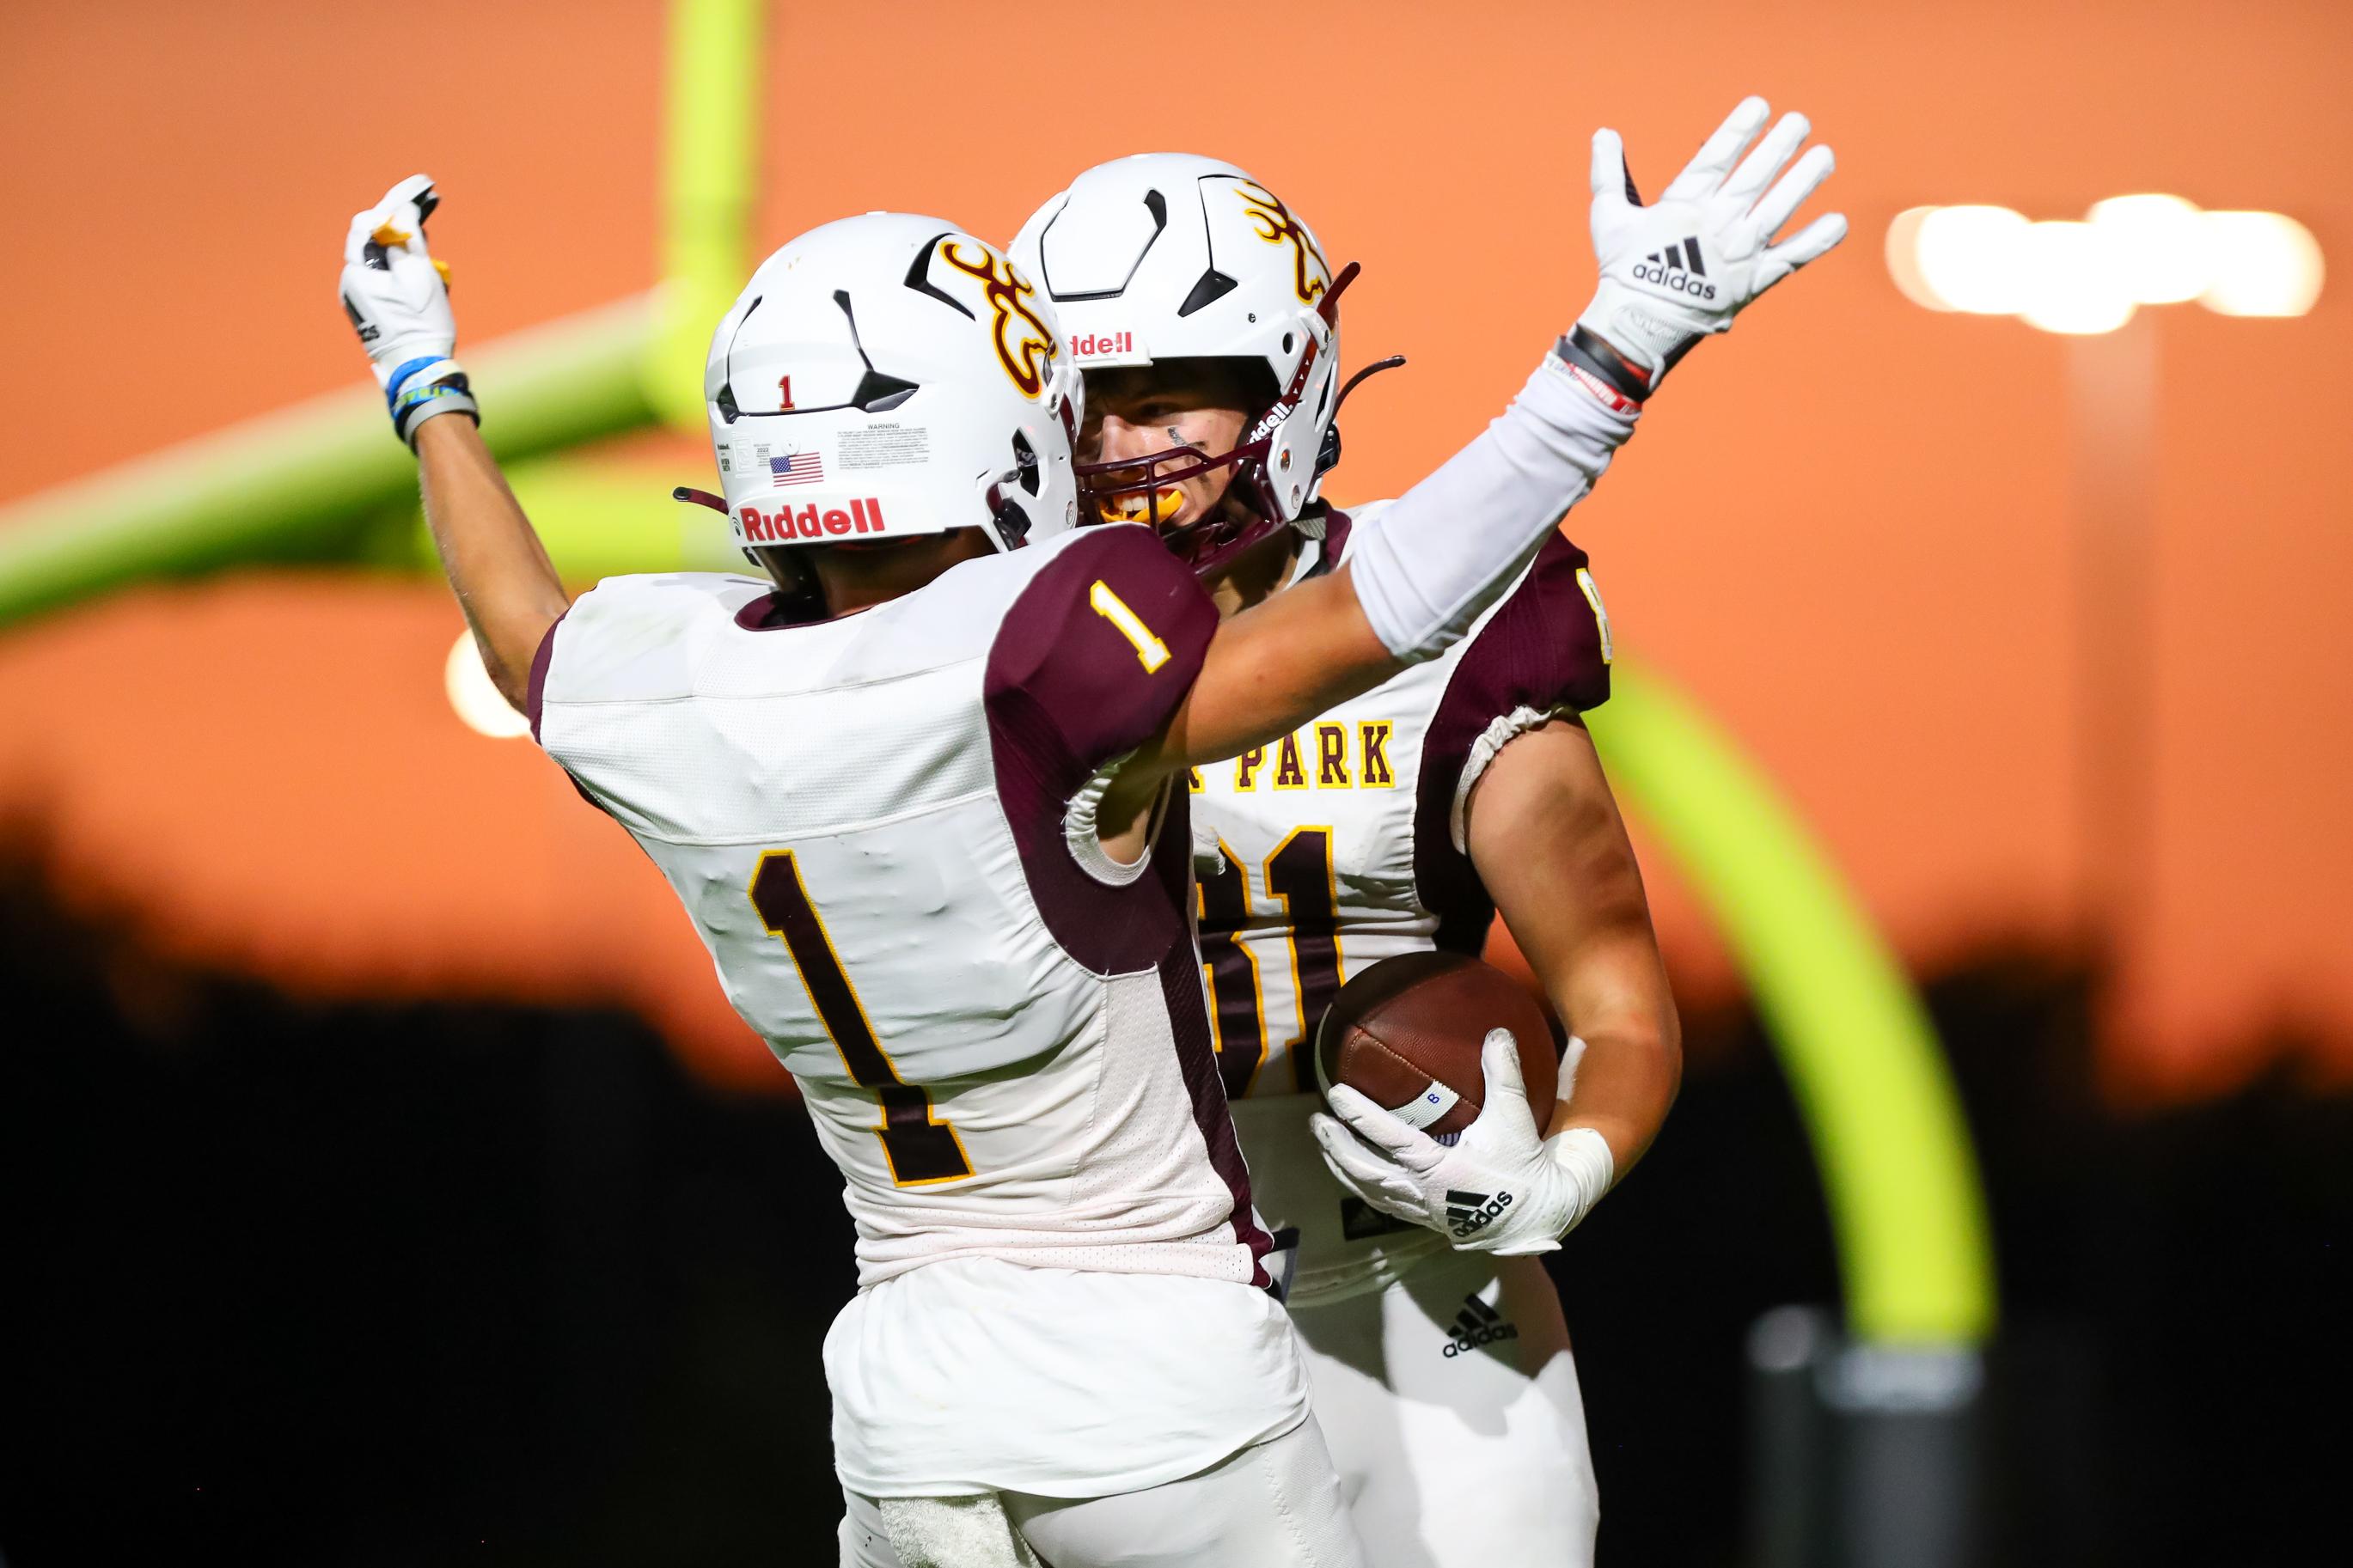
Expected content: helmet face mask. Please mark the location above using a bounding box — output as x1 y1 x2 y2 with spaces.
1076 357 1275 569
1012 155 1360 577
1082 429 1304 572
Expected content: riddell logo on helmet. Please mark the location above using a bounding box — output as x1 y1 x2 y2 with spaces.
1068 331 1134 358
737 498 890 542
1246 398 1296 444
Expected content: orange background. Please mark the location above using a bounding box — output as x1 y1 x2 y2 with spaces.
3 0 2348 1098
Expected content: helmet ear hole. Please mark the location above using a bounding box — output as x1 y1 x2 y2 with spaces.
1012 430 1041 495
1281 332 1295 356
992 491 1033 546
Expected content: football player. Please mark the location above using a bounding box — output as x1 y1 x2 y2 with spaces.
335 125 1690 1563
1011 98 1843 1565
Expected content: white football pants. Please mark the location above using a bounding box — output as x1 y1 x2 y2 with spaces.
838 1415 1367 1567
1291 1251 1598 1568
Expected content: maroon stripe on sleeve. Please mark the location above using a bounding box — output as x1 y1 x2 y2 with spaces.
521 608 616 816
1413 531 1610 953
984 525 1219 973
983 528 1263 1275
1157 933 1274 1288
524 611 568 744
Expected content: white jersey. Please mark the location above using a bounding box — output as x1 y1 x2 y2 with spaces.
1191 503 1614 1306
529 522 1307 1496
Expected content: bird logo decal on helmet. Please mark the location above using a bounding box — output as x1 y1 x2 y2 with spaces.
940 241 1060 399
1234 182 1331 306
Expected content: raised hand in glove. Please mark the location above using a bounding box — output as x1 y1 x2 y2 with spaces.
1569 95 1846 397
1311 1030 1615 1257
339 174 477 448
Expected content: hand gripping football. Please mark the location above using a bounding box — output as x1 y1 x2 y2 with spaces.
1312 951 1559 1138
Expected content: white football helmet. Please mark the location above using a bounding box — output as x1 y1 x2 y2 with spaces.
1011 155 1370 572
699 213 1084 556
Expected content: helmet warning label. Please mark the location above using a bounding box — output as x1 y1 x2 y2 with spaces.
840 424 931 471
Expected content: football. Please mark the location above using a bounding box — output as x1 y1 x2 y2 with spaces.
1313 951 1560 1138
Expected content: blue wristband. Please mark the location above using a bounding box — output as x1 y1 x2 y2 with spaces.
385 357 479 447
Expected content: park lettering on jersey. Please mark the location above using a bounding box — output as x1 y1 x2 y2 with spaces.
1192 718 1397 792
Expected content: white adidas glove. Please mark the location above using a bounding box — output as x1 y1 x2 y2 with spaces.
339 174 477 447
1310 1031 1615 1257
1569 96 1846 394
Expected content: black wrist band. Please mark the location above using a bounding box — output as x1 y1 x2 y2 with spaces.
1558 325 1652 404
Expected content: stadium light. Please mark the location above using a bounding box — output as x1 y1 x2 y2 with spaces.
1888 190 2325 1113
2087 194 2212 303
2200 210 2325 316
1887 195 2322 330
2017 221 2136 335
1887 204 2029 314
444 629 532 739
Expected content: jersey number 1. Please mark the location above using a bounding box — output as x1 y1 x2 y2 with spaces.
1089 580 1170 672
749 850 974 1186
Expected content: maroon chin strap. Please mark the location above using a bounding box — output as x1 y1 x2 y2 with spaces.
1077 262 1363 576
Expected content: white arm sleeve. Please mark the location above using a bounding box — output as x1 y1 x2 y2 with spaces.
1347 352 1638 662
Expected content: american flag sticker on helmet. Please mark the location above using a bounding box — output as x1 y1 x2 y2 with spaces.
770 451 825 488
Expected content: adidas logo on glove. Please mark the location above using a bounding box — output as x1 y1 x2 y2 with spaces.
1445 1187 1514 1239
1631 236 1718 300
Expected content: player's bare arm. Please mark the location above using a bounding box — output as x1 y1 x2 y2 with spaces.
337 174 566 708
412 418 567 706
1145 560 1396 766
1467 717 1681 1173
1302 621 1671 1258
1303 697 1681 1260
